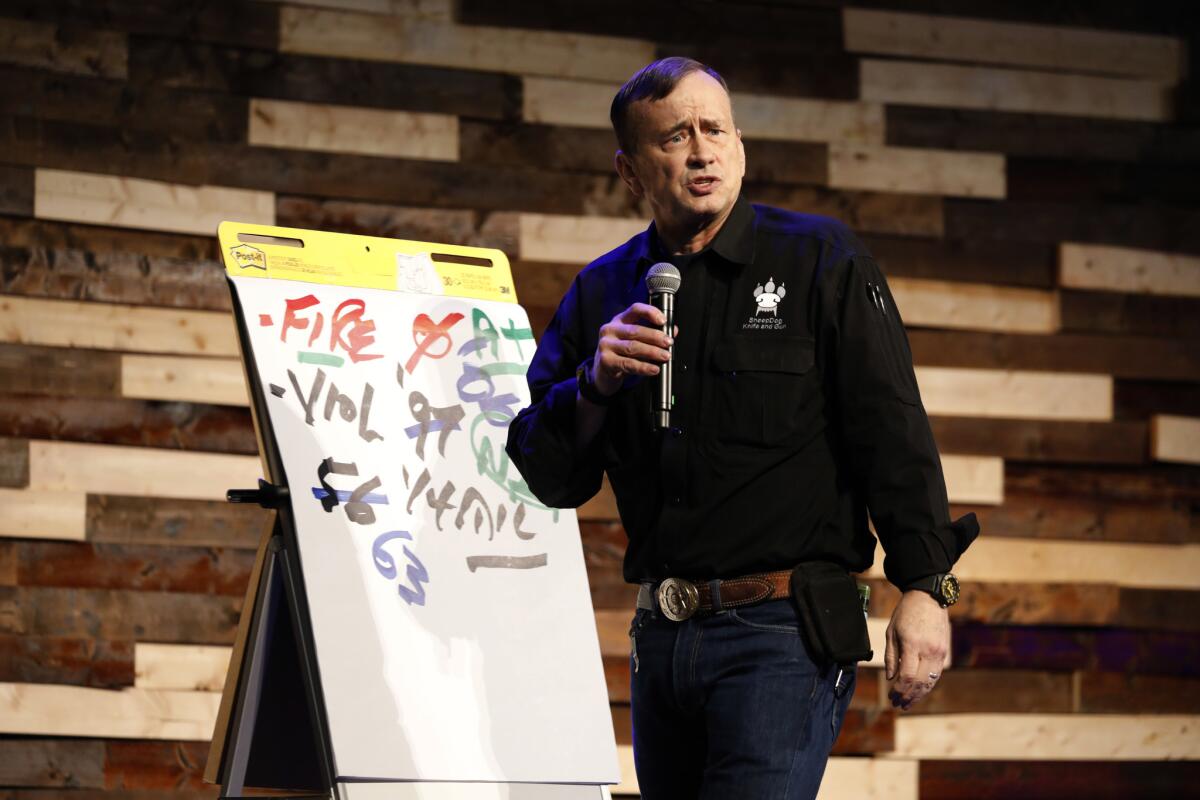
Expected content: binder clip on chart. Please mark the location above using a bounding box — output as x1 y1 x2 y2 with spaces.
206 222 619 800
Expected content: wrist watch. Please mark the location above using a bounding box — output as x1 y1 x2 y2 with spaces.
904 573 960 607
576 358 615 407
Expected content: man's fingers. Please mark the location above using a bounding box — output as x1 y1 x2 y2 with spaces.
619 302 666 328
884 626 898 681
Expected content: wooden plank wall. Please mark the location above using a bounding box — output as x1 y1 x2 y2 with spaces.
0 0 1198 796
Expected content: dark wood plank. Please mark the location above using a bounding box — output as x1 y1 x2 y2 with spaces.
0 634 134 687
1005 463 1200 506
1060 289 1200 341
0 66 247 143
1115 379 1200 420
865 579 1122 627
951 623 1200 677
87 495 268 550
16 541 255 596
0 164 34 217
275 196 519 252
865 234 1055 289
4 0 279 50
0 738 105 788
127 36 520 120
0 18 126 80
1116 587 1200 633
663 41 858 100
0 217 219 262
0 243 229 309
904 668 1072 714
746 184 943 238
0 585 242 644
952 491 1197 545
1079 671 1200 713
1007 156 1200 207
907 329 1200 381
604 654 630 703
945 197 1200 255
104 740 210 790
0 346 121 398
829 707 895 755
0 437 30 488
0 541 14 585
930 417 1147 465
0 393 258 455
0 790 219 800
920 760 1200 800
887 105 1200 164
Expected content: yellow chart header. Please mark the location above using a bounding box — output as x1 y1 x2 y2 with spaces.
218 221 518 304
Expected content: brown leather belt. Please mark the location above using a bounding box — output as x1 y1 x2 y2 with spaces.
637 570 793 622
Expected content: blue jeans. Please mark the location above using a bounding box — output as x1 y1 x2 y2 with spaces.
629 598 856 799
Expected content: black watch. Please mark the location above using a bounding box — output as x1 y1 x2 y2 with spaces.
576 359 615 407
904 573 960 607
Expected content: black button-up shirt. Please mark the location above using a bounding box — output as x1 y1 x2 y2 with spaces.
506 196 977 588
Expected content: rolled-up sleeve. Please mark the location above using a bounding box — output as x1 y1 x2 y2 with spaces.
505 276 607 508
825 253 978 589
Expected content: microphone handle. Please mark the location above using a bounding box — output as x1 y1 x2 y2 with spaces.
652 292 674 429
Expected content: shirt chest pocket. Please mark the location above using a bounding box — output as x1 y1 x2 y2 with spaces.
710 336 820 446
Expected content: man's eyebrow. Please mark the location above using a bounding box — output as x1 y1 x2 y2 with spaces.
658 119 690 137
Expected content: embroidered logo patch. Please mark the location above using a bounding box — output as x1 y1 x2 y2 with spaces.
743 277 787 330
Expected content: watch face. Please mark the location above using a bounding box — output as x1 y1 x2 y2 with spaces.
940 573 960 605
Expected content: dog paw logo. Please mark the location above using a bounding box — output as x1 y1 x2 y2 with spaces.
753 277 786 316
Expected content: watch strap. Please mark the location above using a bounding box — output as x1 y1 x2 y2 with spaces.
576 359 615 407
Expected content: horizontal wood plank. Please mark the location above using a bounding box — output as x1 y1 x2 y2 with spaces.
518 213 646 264
26 439 262 501
0 342 120 396
861 59 1173 122
916 367 1112 421
893 713 1200 759
844 8 1186 82
0 737 105 788
0 681 219 740
120 354 247 407
0 18 126 79
0 296 237 356
248 98 458 162
951 539 1200 590
890 277 1059 334
1060 289 1200 340
0 488 85 540
15 541 255 595
280 7 655 81
87 494 268 550
0 635 133 688
135 643 231 692
1151 415 1200 465
34 168 274 236
920 760 1200 800
932 418 1146 465
1060 242 1200 298
828 143 1005 199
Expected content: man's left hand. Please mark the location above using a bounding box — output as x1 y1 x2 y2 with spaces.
884 590 949 710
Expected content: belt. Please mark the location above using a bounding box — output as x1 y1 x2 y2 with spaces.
637 570 793 622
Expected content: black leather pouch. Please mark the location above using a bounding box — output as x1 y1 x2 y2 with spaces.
790 561 873 666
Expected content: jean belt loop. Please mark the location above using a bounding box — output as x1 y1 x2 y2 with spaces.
709 578 723 613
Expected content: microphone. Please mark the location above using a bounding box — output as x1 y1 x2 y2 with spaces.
646 262 681 430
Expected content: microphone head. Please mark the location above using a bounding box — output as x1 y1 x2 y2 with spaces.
646 262 682 295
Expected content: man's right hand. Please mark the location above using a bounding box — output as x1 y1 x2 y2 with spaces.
591 303 674 397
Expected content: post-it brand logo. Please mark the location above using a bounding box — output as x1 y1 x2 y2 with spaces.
230 243 267 271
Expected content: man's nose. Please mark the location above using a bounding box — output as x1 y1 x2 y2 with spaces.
687 133 714 165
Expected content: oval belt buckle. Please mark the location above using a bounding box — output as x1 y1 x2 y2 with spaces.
656 577 700 622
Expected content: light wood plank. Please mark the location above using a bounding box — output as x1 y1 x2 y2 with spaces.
941 454 1004 506
523 77 885 144
818 757 918 800
0 682 219 740
519 214 647 264
828 143 1005 199
35 168 274 236
0 489 86 541
0 296 238 356
1060 243 1200 298
280 7 654 82
613 744 638 795
1152 415 1200 465
860 59 1173 122
0 18 126 79
916 366 1112 422
27 440 262 502
889 277 1060 334
844 8 1186 83
868 538 1200 590
892 714 1200 760
120 354 248 406
134 643 231 692
249 98 458 161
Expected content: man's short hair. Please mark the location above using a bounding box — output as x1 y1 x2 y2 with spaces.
610 57 729 154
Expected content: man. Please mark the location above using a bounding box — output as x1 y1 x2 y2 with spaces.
506 58 977 798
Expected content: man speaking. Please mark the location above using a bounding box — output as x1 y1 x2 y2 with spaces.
506 57 978 798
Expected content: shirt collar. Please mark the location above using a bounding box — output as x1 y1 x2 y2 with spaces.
643 194 756 268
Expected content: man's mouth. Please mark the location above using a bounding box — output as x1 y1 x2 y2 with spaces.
687 176 720 195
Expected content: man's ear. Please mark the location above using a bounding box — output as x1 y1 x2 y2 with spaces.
735 128 746 180
614 150 644 198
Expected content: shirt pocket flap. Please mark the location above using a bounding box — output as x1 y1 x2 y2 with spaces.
712 337 816 374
